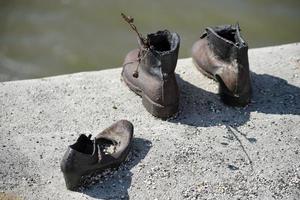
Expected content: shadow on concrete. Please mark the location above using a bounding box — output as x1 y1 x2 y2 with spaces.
81 138 152 200
169 72 300 168
170 72 300 128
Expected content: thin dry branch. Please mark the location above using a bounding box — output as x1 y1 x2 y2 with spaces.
121 13 149 48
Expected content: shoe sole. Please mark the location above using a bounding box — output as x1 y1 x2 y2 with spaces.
63 160 127 191
121 73 178 119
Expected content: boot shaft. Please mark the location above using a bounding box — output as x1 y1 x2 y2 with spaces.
140 30 180 75
205 24 248 65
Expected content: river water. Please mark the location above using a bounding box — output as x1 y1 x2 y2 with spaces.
0 0 299 81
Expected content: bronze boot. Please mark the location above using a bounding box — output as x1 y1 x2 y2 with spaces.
60 120 133 190
192 24 251 106
122 30 180 119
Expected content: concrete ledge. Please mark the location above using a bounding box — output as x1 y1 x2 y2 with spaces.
0 43 300 199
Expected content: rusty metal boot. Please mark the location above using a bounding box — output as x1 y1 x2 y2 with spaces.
192 24 251 106
122 30 180 119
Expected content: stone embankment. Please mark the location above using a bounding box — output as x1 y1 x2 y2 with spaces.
0 43 299 199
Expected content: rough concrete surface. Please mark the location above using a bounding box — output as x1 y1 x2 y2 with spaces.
0 43 300 200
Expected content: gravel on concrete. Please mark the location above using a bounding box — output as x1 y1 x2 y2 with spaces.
0 43 300 200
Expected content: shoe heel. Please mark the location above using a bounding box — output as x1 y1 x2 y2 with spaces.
142 93 178 119
216 75 251 107
219 91 251 106
62 172 82 191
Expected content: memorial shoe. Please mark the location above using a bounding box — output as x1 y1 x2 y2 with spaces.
121 14 180 118
192 24 252 106
60 120 133 190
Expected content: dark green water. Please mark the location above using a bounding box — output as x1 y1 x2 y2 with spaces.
0 0 300 81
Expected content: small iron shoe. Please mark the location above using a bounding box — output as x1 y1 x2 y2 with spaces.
60 120 133 190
